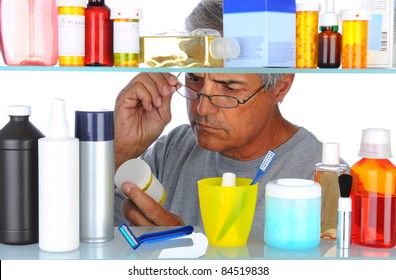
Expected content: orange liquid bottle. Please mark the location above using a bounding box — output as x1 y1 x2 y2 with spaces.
350 128 396 248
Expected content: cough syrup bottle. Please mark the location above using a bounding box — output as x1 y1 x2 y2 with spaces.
85 0 113 66
350 128 396 248
0 106 44 245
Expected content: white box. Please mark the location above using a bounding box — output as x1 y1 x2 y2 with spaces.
361 0 395 68
223 0 296 67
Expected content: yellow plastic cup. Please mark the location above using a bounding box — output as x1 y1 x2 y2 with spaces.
198 177 258 247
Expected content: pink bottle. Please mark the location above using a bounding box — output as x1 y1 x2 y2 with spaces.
0 0 58 66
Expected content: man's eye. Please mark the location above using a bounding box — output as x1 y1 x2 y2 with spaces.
222 84 236 93
186 73 203 83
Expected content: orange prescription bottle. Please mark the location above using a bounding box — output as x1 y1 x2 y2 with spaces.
296 3 321 68
56 0 86 66
110 8 141 67
340 9 371 68
350 128 396 248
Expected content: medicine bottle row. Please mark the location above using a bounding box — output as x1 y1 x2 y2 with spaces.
296 1 371 69
0 0 142 67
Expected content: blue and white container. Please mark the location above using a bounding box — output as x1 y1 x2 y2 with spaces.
223 0 296 67
75 110 114 243
265 178 321 250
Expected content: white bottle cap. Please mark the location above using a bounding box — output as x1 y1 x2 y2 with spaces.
7 105 31 116
221 172 236 187
358 128 392 159
320 0 338 26
48 98 70 138
266 179 321 199
296 3 321 12
322 142 340 165
210 37 240 59
340 9 371 21
114 158 165 204
110 8 142 20
56 0 87 8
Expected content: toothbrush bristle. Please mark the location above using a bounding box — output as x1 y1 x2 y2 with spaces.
259 150 276 171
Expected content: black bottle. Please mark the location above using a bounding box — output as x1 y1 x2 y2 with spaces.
0 105 44 244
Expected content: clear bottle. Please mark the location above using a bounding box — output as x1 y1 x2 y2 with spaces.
350 128 396 248
317 0 341 68
0 0 58 66
314 142 347 235
39 98 79 252
56 0 86 66
110 7 141 67
85 0 113 66
140 29 240 68
296 3 321 68
0 106 44 245
75 110 114 243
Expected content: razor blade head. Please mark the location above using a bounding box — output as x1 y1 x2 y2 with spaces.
119 224 140 249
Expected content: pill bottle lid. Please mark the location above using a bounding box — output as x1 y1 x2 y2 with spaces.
358 128 392 159
266 178 321 199
7 105 31 116
296 3 321 12
322 142 340 165
210 37 240 59
114 158 151 191
56 0 87 7
340 9 371 21
110 8 142 20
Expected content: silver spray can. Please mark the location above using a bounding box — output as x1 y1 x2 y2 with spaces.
75 110 114 243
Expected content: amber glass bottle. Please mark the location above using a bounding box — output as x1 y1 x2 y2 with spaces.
318 25 341 68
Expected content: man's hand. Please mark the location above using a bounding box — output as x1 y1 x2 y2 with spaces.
114 73 179 170
121 182 185 226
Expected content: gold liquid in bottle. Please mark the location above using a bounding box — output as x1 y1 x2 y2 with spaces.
140 29 240 68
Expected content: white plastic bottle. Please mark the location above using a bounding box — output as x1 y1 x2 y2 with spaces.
38 98 79 252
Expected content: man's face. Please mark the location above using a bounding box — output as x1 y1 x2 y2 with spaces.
185 73 280 160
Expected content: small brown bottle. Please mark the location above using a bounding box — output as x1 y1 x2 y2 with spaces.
317 0 341 68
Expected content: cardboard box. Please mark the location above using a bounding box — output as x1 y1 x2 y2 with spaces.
223 0 296 67
361 0 395 68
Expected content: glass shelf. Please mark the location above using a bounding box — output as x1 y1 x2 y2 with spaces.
1 65 396 74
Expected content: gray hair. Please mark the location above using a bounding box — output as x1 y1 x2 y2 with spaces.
185 0 284 90
185 0 223 34
259 74 284 91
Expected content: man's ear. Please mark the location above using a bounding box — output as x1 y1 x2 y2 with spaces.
272 74 295 103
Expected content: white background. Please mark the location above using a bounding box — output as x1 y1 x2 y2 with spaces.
0 0 393 167
1 1 396 278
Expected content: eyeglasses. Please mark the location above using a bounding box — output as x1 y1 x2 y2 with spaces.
174 74 268 109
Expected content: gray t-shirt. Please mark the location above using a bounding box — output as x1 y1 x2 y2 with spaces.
115 124 323 227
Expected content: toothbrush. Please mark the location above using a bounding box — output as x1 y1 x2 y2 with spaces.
119 224 194 250
251 150 276 185
216 152 276 242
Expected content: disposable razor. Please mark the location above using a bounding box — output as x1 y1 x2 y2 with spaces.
118 223 194 250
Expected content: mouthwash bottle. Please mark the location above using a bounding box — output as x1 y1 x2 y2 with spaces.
350 128 396 248
140 29 240 67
